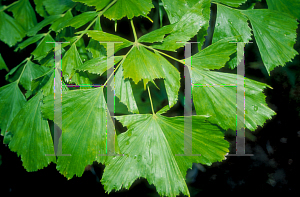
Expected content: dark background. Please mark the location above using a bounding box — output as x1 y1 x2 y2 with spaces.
0 0 300 195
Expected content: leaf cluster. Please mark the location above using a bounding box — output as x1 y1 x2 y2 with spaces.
0 0 299 196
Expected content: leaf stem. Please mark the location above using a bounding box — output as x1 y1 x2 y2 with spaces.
141 43 185 65
147 84 155 114
103 45 135 88
0 0 19 12
74 0 118 44
16 56 32 83
131 19 138 42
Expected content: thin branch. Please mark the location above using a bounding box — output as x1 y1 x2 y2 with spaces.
141 44 185 65
131 19 138 42
147 84 155 115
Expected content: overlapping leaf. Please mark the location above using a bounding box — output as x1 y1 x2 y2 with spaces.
29 68 69 97
103 0 154 20
41 87 119 179
160 0 200 24
122 45 165 89
187 36 276 131
43 0 75 15
71 0 111 11
213 0 247 7
213 4 252 43
108 64 139 114
266 0 300 19
212 4 252 68
33 0 48 17
0 11 26 47
150 0 211 52
101 113 229 197
27 15 62 37
77 56 123 75
5 59 50 91
7 91 56 171
84 30 133 54
0 53 9 72
242 9 299 74
160 0 210 50
0 82 26 135
193 37 238 70
15 34 45 52
31 34 56 61
60 11 98 30
192 69 276 131
86 17 107 58
50 10 73 32
7 0 37 31
62 43 92 84
156 53 180 108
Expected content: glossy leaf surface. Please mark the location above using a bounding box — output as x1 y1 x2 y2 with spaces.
102 113 229 197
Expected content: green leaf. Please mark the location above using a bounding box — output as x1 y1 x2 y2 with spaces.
28 68 69 98
0 81 26 135
31 34 55 61
7 0 37 31
122 45 165 89
20 62 51 91
242 9 299 74
6 59 51 91
7 91 56 171
61 11 98 30
103 0 154 20
5 59 27 82
109 64 139 114
156 105 171 115
61 36 78 48
86 38 107 58
192 70 276 131
212 4 252 69
69 71 93 87
151 0 211 52
43 0 75 15
213 0 247 7
138 25 174 43
62 43 84 81
50 10 73 32
0 11 26 47
71 0 111 11
15 34 45 51
85 30 133 54
60 42 92 86
213 4 252 43
266 0 300 20
33 0 48 17
27 15 62 37
102 114 229 196
0 53 9 72
156 53 180 108
77 56 123 75
75 2 89 12
93 13 102 31
86 17 107 58
192 37 238 70
3 130 13 145
161 0 200 24
41 87 119 179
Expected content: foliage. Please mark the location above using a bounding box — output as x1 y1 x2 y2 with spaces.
0 0 298 196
